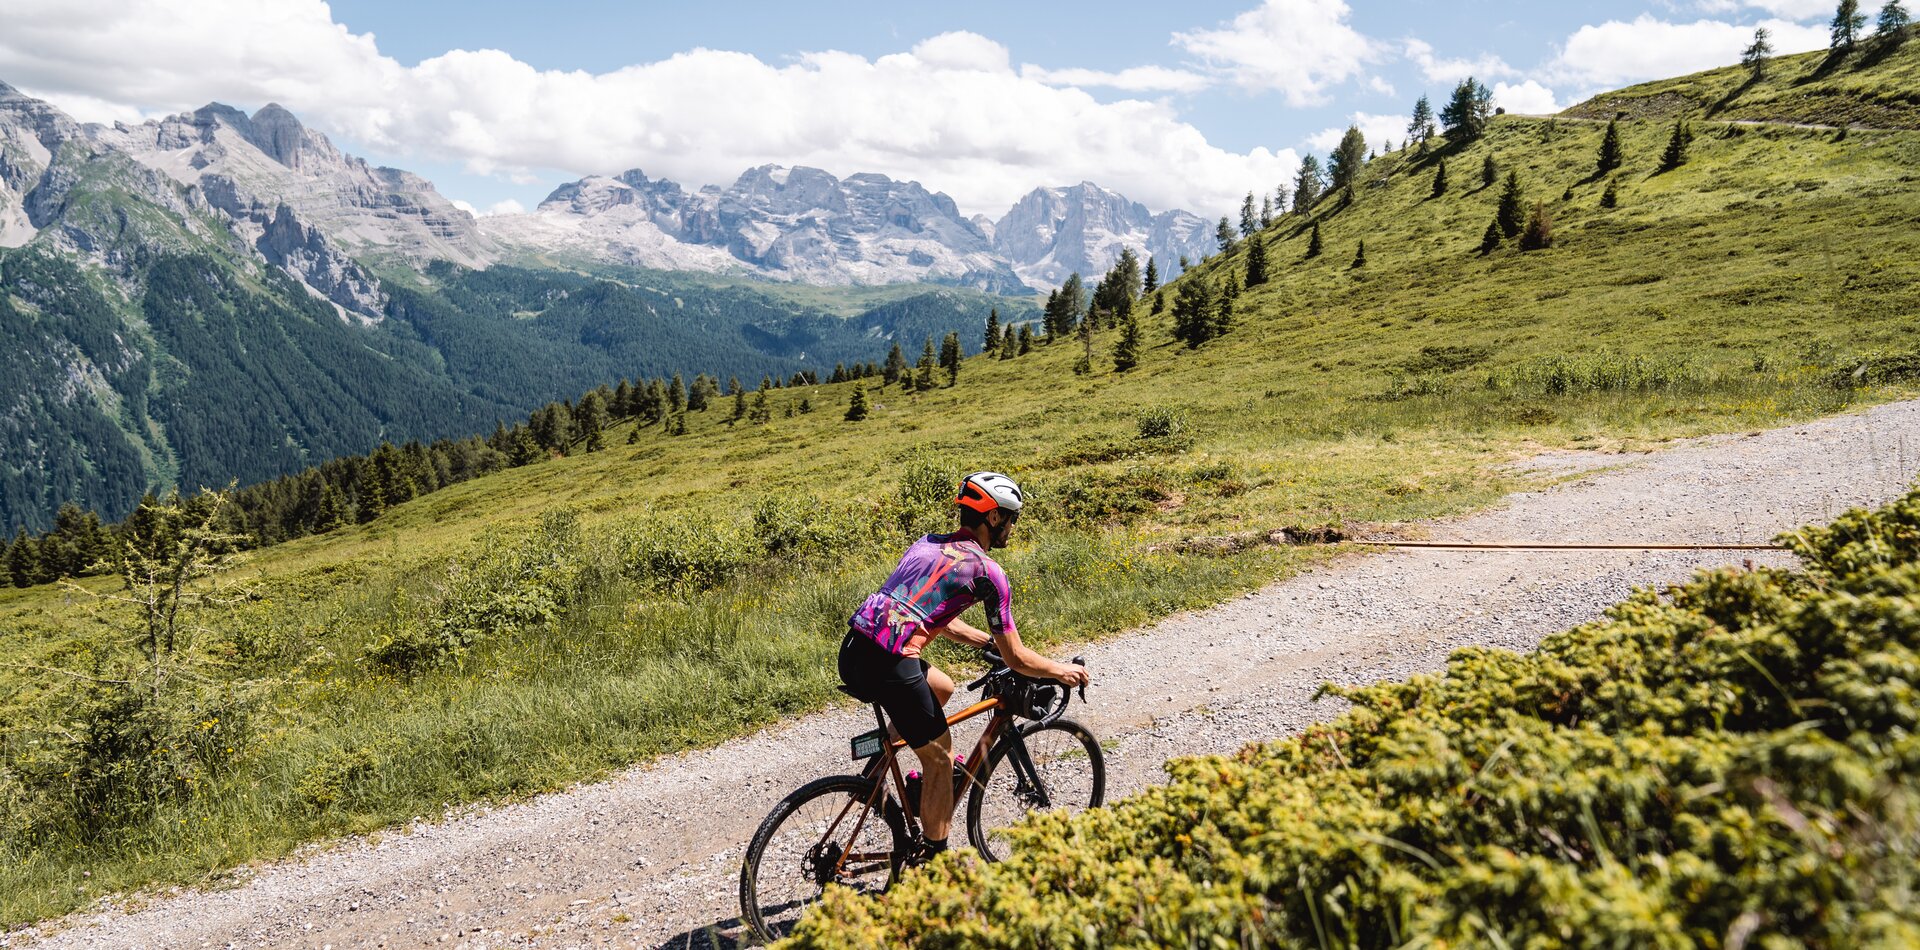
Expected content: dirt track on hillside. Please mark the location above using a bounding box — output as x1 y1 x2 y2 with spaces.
14 400 1920 950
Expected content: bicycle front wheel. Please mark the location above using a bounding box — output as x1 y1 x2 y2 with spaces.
966 717 1105 862
739 774 906 943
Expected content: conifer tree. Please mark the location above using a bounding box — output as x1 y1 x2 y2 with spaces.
845 383 869 421
1833 0 1866 47
750 380 772 423
1245 235 1270 287
1143 256 1159 293
7 525 36 587
1352 241 1367 268
915 337 938 391
1878 1 1910 36
1216 216 1238 254
1171 280 1218 348
1000 328 1018 360
1073 312 1094 375
1328 125 1368 190
612 379 634 418
1479 217 1503 254
1408 94 1437 146
1178 254 1190 271
1273 182 1292 216
1306 221 1324 258
1431 159 1449 197
1239 193 1257 237
577 390 609 450
1017 324 1035 354
1743 27 1775 78
1596 118 1624 174
1520 202 1554 251
1661 119 1693 170
884 342 908 385
667 374 687 415
731 386 748 424
1496 171 1526 237
1259 195 1273 228
1440 77 1494 140
1602 177 1620 208
984 308 1001 354
1113 309 1141 372
1151 290 1165 314
1293 154 1325 212
1482 154 1498 187
688 374 717 412
939 332 962 386
830 362 848 383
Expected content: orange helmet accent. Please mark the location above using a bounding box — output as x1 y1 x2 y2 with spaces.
956 479 1000 514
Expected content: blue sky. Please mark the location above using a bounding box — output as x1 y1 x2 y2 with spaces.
2 0 1840 218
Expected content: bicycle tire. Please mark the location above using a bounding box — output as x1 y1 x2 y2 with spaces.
739 773 907 943
965 717 1105 862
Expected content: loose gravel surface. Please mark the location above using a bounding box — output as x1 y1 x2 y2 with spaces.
15 400 1920 950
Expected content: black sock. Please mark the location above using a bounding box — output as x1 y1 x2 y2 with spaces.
924 837 947 854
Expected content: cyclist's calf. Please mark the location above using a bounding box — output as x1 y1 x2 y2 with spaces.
912 729 956 842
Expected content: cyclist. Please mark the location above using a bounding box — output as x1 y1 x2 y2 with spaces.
840 471 1090 865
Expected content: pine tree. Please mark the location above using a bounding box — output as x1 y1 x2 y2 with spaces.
612 379 634 418
1328 125 1368 190
1596 118 1624 175
667 374 687 415
1833 0 1866 48
1482 154 1498 187
1151 291 1165 314
1520 202 1554 250
1440 77 1494 140
1273 182 1292 216
1408 94 1437 146
1113 309 1141 372
1496 171 1526 237
884 342 908 385
1878 0 1911 36
1216 216 1238 254
751 378 773 423
1259 195 1273 228
1017 325 1034 354
577 390 609 450
1743 27 1775 78
730 386 748 424
6 526 36 587
1245 235 1270 287
1431 159 1449 197
1143 256 1159 292
984 308 1001 355
1239 193 1257 237
845 383 869 421
914 337 937 391
687 374 717 412
1479 217 1503 254
1073 311 1094 376
939 332 962 386
1660 119 1693 170
1170 279 1218 348
1000 328 1018 360
1601 177 1620 208
1306 221 1324 258
1352 241 1367 268
1293 154 1325 212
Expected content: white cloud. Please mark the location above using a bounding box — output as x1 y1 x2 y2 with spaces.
454 198 526 217
1492 80 1561 115
0 0 1294 217
1306 112 1408 154
1172 0 1381 105
1546 15 1829 88
1019 64 1212 94
1402 39 1517 84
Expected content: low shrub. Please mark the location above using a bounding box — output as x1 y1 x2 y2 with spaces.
783 488 1920 948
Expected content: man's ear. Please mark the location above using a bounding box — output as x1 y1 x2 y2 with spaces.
984 509 1004 528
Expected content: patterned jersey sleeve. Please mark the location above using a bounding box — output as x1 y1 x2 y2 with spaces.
968 557 1018 639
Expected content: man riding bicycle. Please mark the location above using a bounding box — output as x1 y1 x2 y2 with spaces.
839 471 1091 864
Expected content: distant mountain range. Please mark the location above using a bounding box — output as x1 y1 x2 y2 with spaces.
485 168 1213 292
2 86 1213 298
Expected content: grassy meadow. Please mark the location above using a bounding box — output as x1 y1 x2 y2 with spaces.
3 39 1920 927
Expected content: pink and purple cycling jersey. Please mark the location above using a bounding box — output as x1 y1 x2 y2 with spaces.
849 532 1017 657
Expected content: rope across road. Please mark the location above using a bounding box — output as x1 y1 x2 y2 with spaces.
1353 540 1788 551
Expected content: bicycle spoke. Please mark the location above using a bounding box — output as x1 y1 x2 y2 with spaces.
744 782 898 941
969 721 1103 862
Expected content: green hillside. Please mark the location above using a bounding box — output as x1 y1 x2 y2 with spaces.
3 44 1920 926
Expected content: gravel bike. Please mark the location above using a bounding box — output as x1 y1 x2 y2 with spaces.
738 648 1102 943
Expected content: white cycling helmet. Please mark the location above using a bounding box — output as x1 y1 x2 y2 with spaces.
956 471 1024 519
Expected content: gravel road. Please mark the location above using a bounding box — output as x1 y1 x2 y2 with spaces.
14 399 1920 950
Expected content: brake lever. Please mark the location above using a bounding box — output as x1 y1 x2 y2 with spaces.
1071 655 1087 702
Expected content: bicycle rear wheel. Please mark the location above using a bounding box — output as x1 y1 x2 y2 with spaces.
739 774 906 943
965 718 1105 862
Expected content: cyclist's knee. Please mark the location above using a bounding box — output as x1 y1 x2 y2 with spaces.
912 730 953 769
925 666 956 706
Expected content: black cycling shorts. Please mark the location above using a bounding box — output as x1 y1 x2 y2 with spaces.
838 629 948 750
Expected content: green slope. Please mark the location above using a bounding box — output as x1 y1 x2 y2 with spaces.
3 49 1919 925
